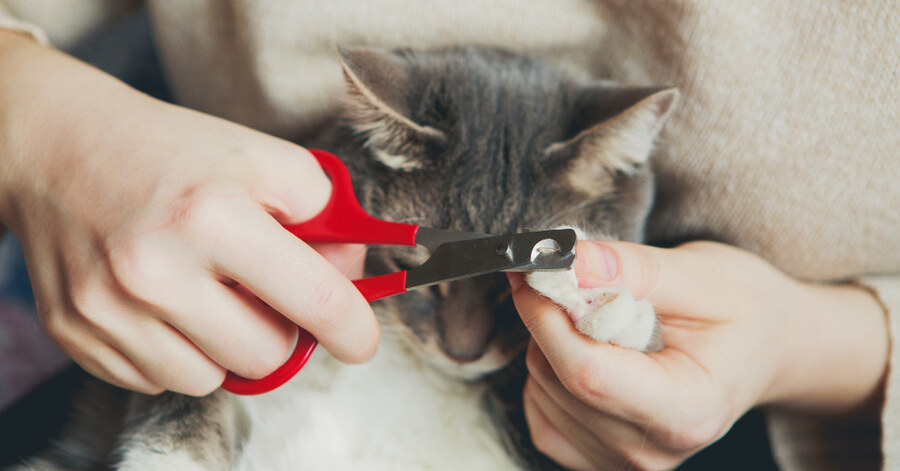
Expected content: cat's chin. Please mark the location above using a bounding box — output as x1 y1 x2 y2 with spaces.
423 348 516 381
391 328 518 381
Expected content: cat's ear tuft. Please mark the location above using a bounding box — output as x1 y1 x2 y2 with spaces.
338 47 445 171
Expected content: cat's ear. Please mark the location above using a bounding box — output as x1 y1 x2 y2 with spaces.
338 47 445 171
545 87 678 194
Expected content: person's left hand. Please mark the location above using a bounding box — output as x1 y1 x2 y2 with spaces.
509 240 887 470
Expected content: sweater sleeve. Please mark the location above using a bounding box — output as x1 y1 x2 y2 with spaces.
0 2 50 45
863 275 900 471
0 0 142 50
765 275 900 471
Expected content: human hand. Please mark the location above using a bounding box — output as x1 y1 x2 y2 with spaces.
509 240 887 470
0 32 378 396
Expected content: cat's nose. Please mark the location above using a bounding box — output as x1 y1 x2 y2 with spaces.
444 348 485 364
438 321 492 364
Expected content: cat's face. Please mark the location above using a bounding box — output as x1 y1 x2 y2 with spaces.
328 47 677 379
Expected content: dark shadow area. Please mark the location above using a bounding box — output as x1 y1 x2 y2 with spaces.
0 366 82 468
68 8 172 102
678 410 779 471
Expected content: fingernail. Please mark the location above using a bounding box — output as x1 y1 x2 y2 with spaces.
575 241 618 286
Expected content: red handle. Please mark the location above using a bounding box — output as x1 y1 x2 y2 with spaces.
221 150 412 395
221 327 318 395
285 149 418 245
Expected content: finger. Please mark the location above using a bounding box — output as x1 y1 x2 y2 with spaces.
524 377 611 471
79 304 227 396
510 276 671 422
246 144 333 224
109 322 227 396
523 379 594 471
73 343 165 394
526 341 647 440
151 274 298 381
210 198 378 364
573 240 700 316
47 318 163 394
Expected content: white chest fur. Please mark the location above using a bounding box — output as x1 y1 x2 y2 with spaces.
233 330 519 471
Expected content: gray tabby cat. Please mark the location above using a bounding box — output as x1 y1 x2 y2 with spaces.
10 47 676 471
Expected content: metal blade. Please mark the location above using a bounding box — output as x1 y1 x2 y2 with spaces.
405 228 577 289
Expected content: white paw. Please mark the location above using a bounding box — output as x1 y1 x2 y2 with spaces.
526 270 659 352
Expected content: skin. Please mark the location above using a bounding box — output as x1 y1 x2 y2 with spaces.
510 240 888 470
0 31 376 396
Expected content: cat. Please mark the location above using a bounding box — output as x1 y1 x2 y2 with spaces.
9 46 676 471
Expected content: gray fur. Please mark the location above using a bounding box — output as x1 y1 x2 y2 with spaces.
9 47 675 470
328 47 666 372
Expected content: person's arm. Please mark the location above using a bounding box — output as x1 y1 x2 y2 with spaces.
0 30 379 396
510 240 888 470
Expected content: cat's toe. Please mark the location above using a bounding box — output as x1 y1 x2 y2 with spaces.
575 289 657 352
525 269 659 352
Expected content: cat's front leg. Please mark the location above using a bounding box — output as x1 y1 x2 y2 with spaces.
526 269 661 352
114 389 245 471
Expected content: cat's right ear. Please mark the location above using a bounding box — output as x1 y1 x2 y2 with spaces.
545 86 678 196
338 47 445 171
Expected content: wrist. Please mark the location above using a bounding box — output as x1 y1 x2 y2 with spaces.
0 31 143 231
763 279 888 414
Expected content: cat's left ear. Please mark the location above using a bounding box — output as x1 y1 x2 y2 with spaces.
338 47 445 171
545 86 679 191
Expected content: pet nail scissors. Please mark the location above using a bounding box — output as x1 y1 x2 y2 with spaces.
222 149 576 395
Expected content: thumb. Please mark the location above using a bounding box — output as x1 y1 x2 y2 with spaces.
573 240 692 315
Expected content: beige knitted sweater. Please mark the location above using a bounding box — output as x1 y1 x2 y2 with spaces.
2 1 898 469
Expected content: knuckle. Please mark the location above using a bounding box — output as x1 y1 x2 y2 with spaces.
174 187 238 238
176 368 226 397
676 240 718 252
69 279 111 326
306 278 355 333
655 415 723 454
631 246 662 300
243 344 291 380
524 344 551 379
523 395 555 458
38 306 65 337
39 308 80 353
140 385 167 395
561 361 608 404
620 449 679 471
529 425 556 458
106 238 168 302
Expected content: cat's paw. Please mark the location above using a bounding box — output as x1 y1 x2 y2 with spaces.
525 270 660 352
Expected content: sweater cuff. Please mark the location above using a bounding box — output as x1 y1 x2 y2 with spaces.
859 274 900 470
764 274 898 471
0 14 50 46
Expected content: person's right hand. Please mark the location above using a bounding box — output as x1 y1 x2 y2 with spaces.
0 32 379 395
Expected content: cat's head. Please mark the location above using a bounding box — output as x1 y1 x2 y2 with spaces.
328 47 677 379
